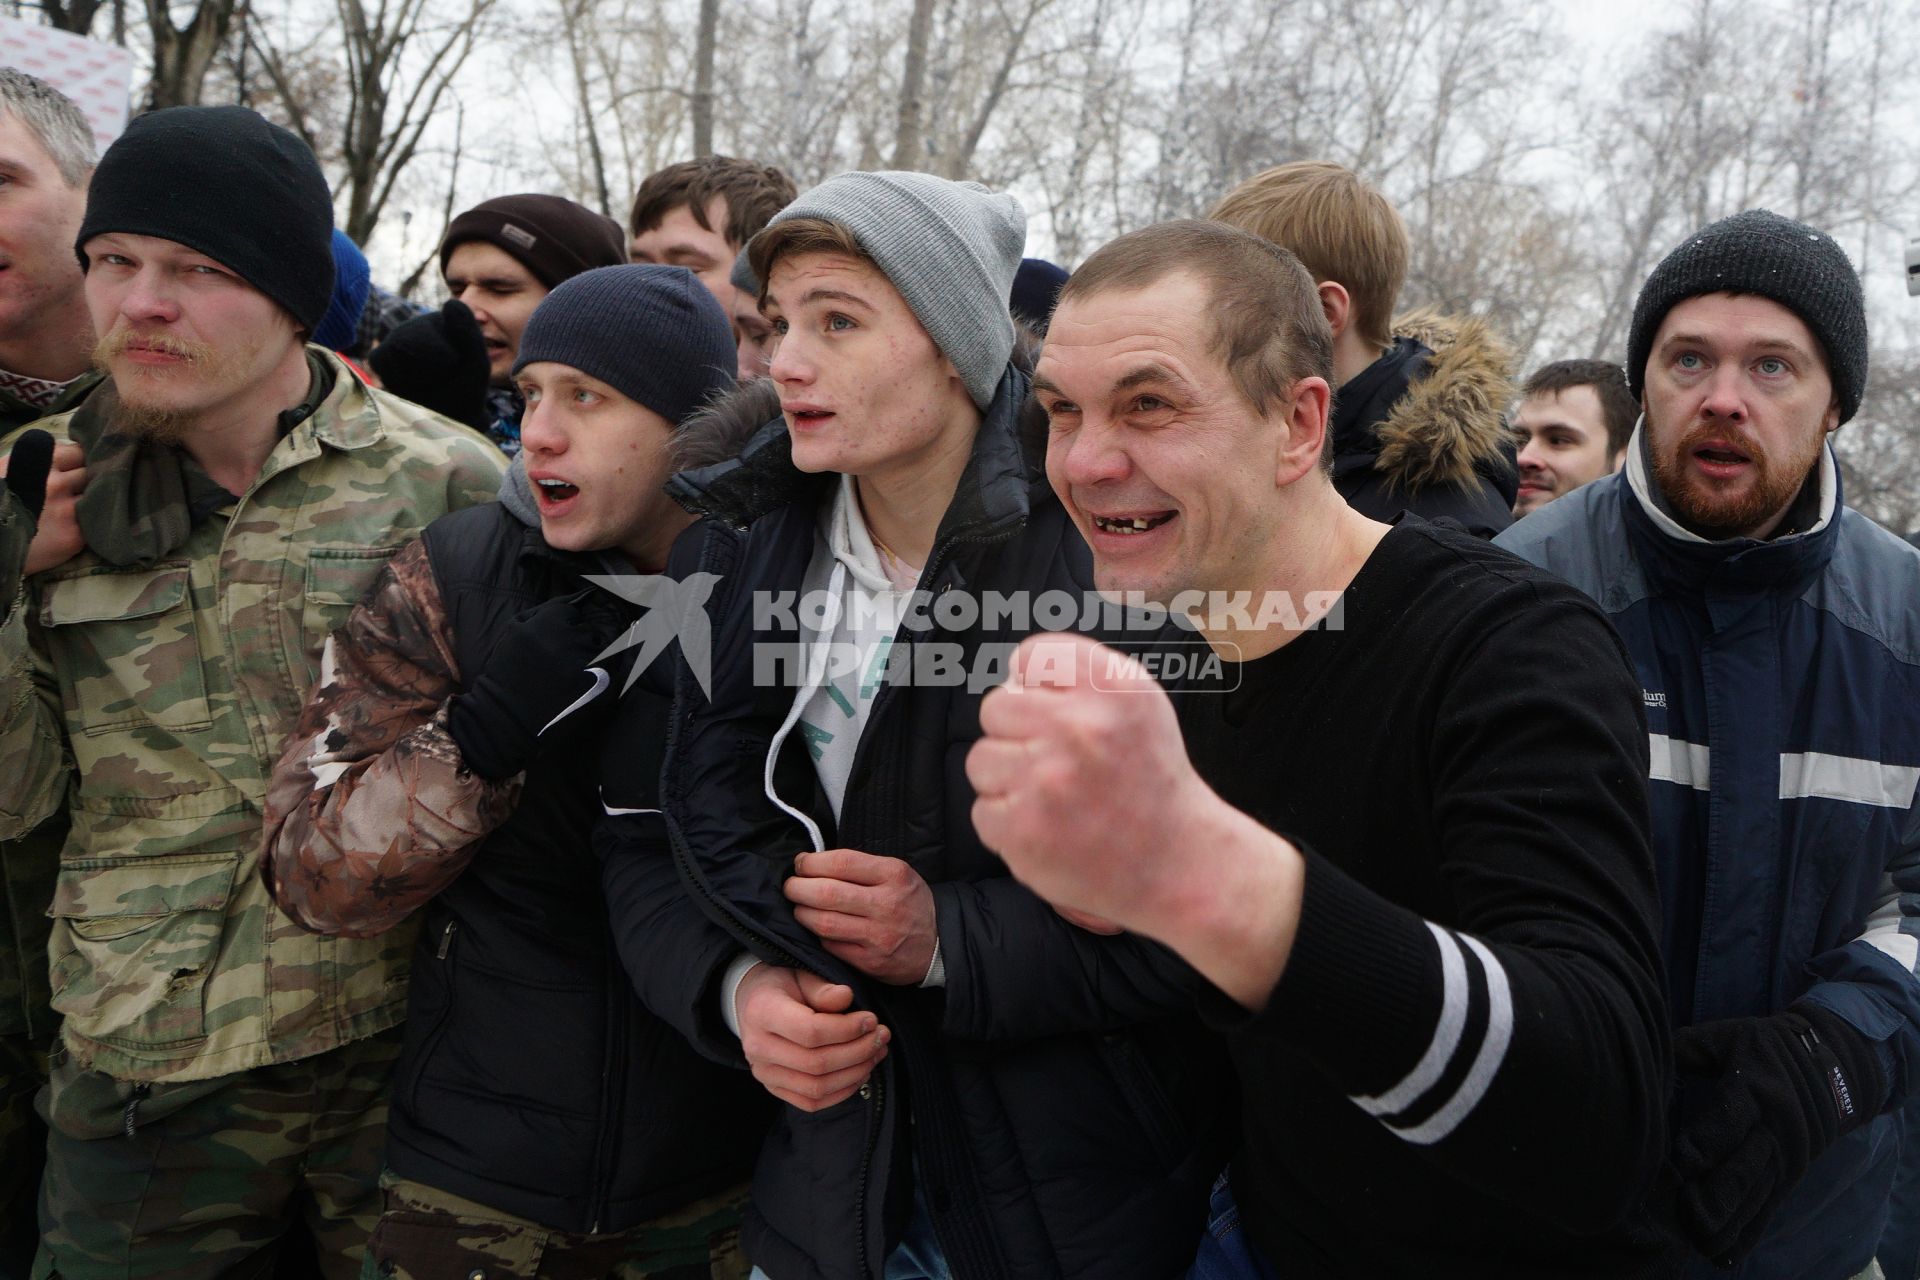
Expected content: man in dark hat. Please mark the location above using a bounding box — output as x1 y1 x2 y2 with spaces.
264 264 766 1280
1500 209 1920 1279
0 105 503 1279
439 193 627 454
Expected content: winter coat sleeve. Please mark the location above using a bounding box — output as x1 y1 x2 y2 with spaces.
0 484 69 843
261 537 521 938
1797 789 1920 1112
933 877 1207 1040
1218 596 1670 1236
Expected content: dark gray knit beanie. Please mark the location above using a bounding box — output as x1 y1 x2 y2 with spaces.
511 264 734 426
746 171 1026 409
1626 209 1868 423
76 106 335 331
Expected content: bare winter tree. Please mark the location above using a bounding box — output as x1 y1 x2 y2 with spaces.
146 0 242 106
244 0 497 242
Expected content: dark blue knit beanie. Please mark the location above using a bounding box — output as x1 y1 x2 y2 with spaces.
512 265 735 427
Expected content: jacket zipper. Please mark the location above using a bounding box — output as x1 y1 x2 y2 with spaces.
584 949 629 1235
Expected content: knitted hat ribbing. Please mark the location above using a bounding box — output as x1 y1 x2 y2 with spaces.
747 171 1026 409
440 194 627 290
512 264 734 427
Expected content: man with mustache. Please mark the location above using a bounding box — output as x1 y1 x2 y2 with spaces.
1499 210 1920 1280
0 105 502 1278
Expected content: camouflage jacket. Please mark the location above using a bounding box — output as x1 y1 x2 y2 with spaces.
262 535 521 939
0 348 503 1082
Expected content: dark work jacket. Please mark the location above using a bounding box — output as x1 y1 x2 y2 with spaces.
1331 313 1517 538
607 367 1233 1280
1500 441 1920 1280
385 501 768 1234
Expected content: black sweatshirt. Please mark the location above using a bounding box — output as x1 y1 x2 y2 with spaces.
1183 517 1682 1278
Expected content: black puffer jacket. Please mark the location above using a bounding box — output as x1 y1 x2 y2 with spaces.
385 502 769 1234
1331 310 1518 537
603 366 1233 1280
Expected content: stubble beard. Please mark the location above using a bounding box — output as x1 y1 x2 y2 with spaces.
93 326 236 445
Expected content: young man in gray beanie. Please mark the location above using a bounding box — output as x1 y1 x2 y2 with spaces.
601 171 1230 1280
0 104 504 1279
262 263 770 1278
1499 209 1920 1280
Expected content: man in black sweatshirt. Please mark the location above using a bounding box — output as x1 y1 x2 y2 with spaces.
968 219 1682 1278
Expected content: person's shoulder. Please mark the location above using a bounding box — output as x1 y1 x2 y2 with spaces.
1822 507 1920 666
1387 515 1620 641
364 383 503 465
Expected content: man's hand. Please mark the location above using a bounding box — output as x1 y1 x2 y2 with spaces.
1052 904 1126 935
736 964 890 1112
966 633 1215 932
446 588 634 780
967 632 1304 1008
784 849 938 985
1 438 88 577
1673 1003 1888 1266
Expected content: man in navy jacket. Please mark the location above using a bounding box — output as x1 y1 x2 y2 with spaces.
1499 209 1920 1280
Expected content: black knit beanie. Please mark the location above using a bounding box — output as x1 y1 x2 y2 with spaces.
368 300 492 432
511 265 735 427
439 194 627 290
1626 209 1868 423
76 106 335 332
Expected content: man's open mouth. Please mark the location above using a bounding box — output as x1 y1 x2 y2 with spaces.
1091 512 1176 536
535 477 580 502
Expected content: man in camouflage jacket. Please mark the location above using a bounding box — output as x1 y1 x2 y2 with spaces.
0 107 501 1280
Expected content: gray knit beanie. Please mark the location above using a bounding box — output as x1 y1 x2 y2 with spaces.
1626 209 1868 423
512 265 734 427
747 171 1026 409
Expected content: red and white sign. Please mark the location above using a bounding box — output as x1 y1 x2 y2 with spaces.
0 18 133 152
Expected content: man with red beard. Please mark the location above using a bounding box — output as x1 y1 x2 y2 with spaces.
0 105 502 1277
1499 209 1920 1280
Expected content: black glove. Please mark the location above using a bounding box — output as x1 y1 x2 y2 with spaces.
1 429 55 604
446 588 636 781
4 429 54 523
1673 1002 1887 1266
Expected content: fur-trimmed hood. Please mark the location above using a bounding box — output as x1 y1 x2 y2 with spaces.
1339 308 1515 495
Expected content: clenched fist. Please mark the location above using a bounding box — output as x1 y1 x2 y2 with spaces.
967 632 1305 1009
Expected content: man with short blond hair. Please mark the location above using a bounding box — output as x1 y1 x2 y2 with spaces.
0 105 502 1279
1211 161 1516 535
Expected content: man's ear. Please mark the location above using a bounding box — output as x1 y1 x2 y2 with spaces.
1317 281 1352 341
1276 376 1332 487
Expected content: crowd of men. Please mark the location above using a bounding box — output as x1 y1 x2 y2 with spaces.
0 60 1916 1280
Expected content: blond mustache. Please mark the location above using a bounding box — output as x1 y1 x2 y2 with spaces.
94 328 212 365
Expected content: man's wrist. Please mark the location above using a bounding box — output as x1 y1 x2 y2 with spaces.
1152 791 1305 1010
721 953 765 1038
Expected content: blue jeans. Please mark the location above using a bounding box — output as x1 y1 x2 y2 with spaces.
1188 1170 1279 1280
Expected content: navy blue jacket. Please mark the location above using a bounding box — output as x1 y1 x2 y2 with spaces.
1499 439 1920 1280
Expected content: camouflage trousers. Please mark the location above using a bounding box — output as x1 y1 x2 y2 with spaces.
0 1035 49 1280
33 1026 401 1280
360 1174 750 1280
